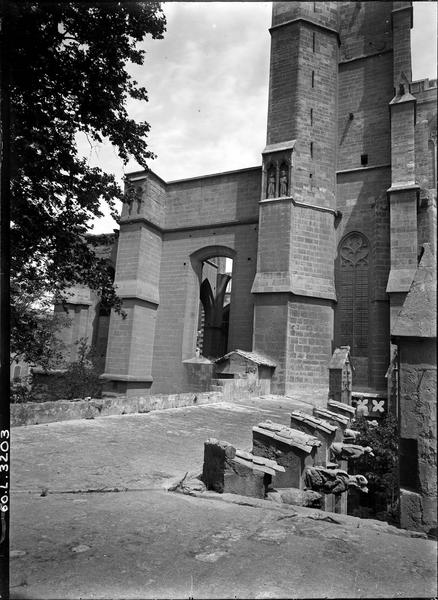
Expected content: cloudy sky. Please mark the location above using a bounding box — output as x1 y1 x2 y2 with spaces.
85 1 437 233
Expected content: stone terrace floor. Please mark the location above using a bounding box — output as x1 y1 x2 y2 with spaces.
10 392 437 599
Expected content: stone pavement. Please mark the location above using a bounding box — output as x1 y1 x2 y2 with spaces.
10 395 437 599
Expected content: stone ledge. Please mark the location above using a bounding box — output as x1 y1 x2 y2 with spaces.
251 272 336 300
173 489 427 539
11 391 224 427
99 373 154 383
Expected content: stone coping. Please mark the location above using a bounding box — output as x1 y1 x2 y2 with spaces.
234 449 285 475
314 408 350 426
253 421 321 454
290 410 338 434
327 400 356 415
11 391 224 427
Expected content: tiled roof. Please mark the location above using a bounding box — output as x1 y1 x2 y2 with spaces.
290 410 338 434
262 139 296 154
313 408 350 426
214 349 277 367
233 449 285 475
253 421 322 453
327 400 356 415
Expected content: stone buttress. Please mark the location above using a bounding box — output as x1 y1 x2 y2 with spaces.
101 173 165 396
252 2 340 394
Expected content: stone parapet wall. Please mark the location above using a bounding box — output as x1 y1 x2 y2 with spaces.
10 378 261 428
11 392 222 427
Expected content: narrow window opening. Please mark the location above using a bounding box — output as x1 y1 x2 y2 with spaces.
400 438 419 491
310 108 313 126
312 32 316 52
311 71 315 88
361 153 368 166
313 1 316 11
310 142 314 159
198 257 233 359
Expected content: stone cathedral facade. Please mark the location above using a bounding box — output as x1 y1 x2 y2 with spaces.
55 1 437 533
61 2 436 401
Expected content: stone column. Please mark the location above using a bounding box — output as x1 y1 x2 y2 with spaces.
101 172 166 396
392 244 437 535
386 2 418 330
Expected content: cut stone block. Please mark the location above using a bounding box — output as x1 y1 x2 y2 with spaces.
254 421 322 453
252 423 320 489
223 458 266 498
201 438 283 499
267 488 322 508
328 346 353 405
322 492 347 514
313 408 349 441
290 411 338 467
327 399 356 418
202 438 236 493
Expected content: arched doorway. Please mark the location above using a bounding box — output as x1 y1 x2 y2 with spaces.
187 245 236 361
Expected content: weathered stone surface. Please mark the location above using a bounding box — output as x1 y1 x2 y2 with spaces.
400 489 424 531
202 439 236 494
290 412 336 467
223 460 265 499
254 421 322 453
11 390 226 427
327 400 356 417
267 488 322 508
392 244 437 338
252 429 317 490
330 442 374 460
201 439 267 498
397 336 437 534
71 545 91 554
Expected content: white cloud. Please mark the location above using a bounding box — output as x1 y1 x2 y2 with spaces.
87 2 437 234
411 1 437 80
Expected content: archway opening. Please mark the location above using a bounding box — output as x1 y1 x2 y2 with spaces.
92 264 115 370
196 256 233 359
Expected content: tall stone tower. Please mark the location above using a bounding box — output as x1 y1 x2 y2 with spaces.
252 1 431 395
252 2 340 394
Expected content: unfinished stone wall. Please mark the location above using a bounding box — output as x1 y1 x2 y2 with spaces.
398 340 437 535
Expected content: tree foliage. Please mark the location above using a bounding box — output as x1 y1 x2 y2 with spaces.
7 1 166 359
349 414 399 524
10 284 70 369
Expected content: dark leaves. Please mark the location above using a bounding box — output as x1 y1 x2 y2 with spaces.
9 1 166 359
